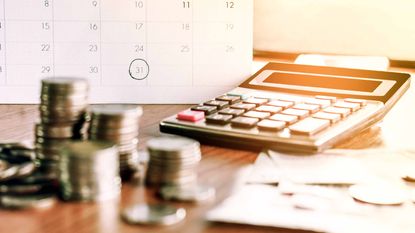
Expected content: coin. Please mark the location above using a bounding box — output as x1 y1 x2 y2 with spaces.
147 136 200 153
90 105 143 119
41 77 89 92
121 203 186 226
159 184 215 203
348 184 409 205
0 193 57 209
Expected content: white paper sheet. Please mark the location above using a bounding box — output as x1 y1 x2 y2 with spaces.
0 0 253 103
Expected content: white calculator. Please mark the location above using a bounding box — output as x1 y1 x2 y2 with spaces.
160 62 411 153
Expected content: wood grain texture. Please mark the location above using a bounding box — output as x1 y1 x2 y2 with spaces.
0 66 414 233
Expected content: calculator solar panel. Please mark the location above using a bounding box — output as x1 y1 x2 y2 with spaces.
160 62 411 153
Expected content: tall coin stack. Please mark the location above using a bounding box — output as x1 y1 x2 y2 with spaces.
35 78 89 177
89 105 143 180
146 136 201 187
59 141 121 201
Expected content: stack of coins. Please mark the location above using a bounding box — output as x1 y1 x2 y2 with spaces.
89 105 143 180
35 78 89 176
0 142 58 209
59 141 121 202
146 136 201 187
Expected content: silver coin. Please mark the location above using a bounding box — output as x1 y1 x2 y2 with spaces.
349 184 409 205
41 77 89 91
147 136 200 152
91 104 143 119
0 160 9 172
121 203 186 225
0 162 36 181
0 194 57 209
159 184 215 203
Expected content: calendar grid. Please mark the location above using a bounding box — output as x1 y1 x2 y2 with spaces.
2 0 7 84
51 0 55 76
98 0 103 85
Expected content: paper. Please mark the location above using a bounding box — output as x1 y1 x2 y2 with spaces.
0 0 253 103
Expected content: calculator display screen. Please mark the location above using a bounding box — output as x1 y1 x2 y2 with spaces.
263 72 382 92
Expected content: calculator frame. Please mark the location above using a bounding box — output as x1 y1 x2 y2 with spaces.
160 62 411 153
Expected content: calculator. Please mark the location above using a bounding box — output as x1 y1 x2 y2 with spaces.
160 62 411 153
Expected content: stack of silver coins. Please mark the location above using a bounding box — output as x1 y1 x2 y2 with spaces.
89 105 143 180
59 141 121 202
146 136 201 187
0 142 58 209
35 78 89 176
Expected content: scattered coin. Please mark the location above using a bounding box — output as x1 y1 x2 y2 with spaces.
348 184 409 205
121 203 186 226
0 193 57 209
159 184 215 203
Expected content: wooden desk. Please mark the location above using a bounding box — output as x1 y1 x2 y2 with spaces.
0 66 414 233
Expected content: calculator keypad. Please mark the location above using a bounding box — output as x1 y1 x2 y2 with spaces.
178 94 370 137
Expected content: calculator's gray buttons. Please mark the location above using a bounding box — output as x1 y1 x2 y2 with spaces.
257 120 286 131
269 114 298 125
312 112 341 124
231 117 259 128
344 98 367 107
266 100 294 109
281 109 310 119
218 108 245 117
215 95 241 104
206 114 233 125
315 95 337 103
243 98 268 106
230 103 256 112
289 118 330 136
204 100 229 109
323 107 351 118
243 111 271 119
292 103 320 113
191 105 217 115
333 101 361 112
255 105 282 114
305 98 331 108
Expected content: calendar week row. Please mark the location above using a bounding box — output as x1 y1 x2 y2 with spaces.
0 42 248 65
0 61 251 87
0 0 251 22
0 21 248 44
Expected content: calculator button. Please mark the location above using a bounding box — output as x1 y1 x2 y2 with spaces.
227 93 250 100
243 111 271 119
323 107 351 118
218 108 245 117
281 109 310 119
230 103 256 112
269 114 298 125
305 98 331 108
333 101 361 112
292 103 320 113
177 110 205 122
204 100 229 109
345 98 367 107
278 96 301 103
312 112 341 124
257 120 286 131
206 114 233 125
267 100 294 109
255 105 282 114
215 95 241 104
243 97 268 106
231 117 259 128
191 105 217 115
289 118 330 136
315 95 337 103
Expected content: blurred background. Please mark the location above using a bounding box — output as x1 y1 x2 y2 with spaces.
254 0 415 63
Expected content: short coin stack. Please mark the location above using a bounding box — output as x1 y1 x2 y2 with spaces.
0 142 58 209
89 105 143 180
146 136 201 187
35 78 89 176
59 141 121 202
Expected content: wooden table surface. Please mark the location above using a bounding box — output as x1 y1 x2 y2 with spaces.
0 66 414 233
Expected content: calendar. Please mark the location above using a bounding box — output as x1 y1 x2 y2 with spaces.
0 0 253 103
